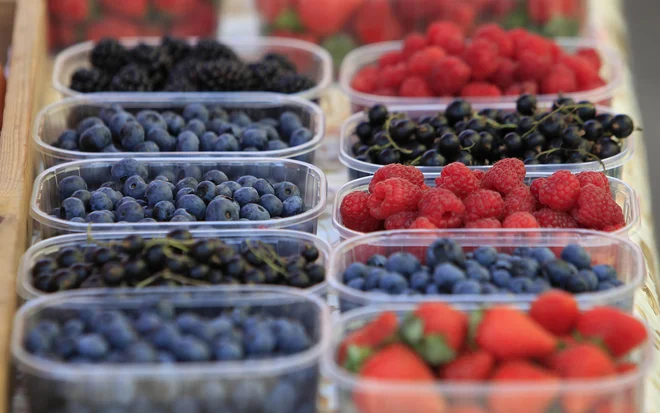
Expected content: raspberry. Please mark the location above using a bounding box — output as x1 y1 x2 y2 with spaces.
340 191 383 232
378 50 403 67
515 33 552 59
528 0 561 25
384 211 419 230
408 46 447 77
403 33 428 59
399 76 433 97
541 64 577 94
461 82 502 97
473 170 486 182
503 212 540 228
351 65 379 93
434 162 481 198
482 158 526 195
491 0 517 16
530 178 546 202
505 81 538 96
426 21 465 56
518 50 552 82
369 164 425 193
465 218 502 229
489 58 518 91
463 38 500 81
377 62 408 90
504 186 537 216
449 3 477 33
509 28 530 53
430 56 472 96
533 208 578 228
578 76 606 92
575 171 610 191
368 178 422 220
571 184 625 230
603 223 625 232
418 188 465 228
409 216 438 229
538 170 581 212
373 87 397 96
474 23 514 58
576 48 602 71
559 55 599 87
464 189 505 222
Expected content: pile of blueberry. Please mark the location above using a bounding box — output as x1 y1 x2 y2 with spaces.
342 239 622 296
49 159 307 224
351 95 635 167
54 103 313 154
31 230 325 292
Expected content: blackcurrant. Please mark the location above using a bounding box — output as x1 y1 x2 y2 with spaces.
583 119 604 141
445 99 472 126
368 105 389 126
419 149 446 166
516 94 537 116
516 116 536 135
503 132 524 156
434 133 461 156
593 138 621 159
609 114 634 138
552 97 575 111
415 123 436 146
377 148 401 164
456 151 473 166
389 119 416 143
355 121 373 143
576 101 596 121
561 126 582 148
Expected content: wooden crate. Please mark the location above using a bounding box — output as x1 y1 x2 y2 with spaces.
0 0 47 412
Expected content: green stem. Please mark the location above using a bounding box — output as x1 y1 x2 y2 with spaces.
522 104 593 138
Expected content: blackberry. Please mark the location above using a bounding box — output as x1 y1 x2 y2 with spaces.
194 39 238 62
249 60 289 90
129 44 173 89
110 64 153 92
197 60 255 91
164 78 198 92
270 73 315 94
161 36 192 63
90 38 129 74
70 68 110 93
263 53 297 72
169 57 203 87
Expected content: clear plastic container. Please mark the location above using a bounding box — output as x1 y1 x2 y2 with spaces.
33 93 325 169
340 103 635 180
324 304 652 413
328 229 644 313
332 174 640 240
18 229 332 301
340 37 623 112
31 157 327 239
53 36 333 102
12 287 330 413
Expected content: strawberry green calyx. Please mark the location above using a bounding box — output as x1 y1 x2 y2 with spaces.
400 314 424 346
344 345 373 373
414 334 456 366
467 309 484 350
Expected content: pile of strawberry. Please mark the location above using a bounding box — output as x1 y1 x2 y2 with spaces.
350 21 604 98
339 160 626 233
338 291 647 413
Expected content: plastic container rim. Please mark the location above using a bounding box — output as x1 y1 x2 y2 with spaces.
33 92 326 161
13 285 331 379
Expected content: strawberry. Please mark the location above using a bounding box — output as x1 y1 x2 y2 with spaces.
530 290 579 336
355 344 446 413
527 0 561 25
354 0 403 44
476 307 558 360
48 0 89 23
490 361 559 413
256 0 291 23
297 0 363 36
50 19 78 49
154 0 200 15
338 311 398 367
439 350 494 381
394 0 450 25
86 18 140 42
594 397 637 413
100 0 149 18
401 302 468 365
450 406 487 413
616 362 637 374
170 2 216 37
576 307 648 357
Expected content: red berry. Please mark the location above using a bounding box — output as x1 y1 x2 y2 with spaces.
408 47 447 78
571 184 625 230
403 33 428 59
474 23 514 58
154 0 198 15
340 191 384 232
426 21 466 56
541 64 577 94
504 81 538 96
49 0 89 22
369 164 425 193
373 87 397 96
518 50 552 82
400 76 433 97
463 39 500 81
575 171 610 191
435 162 481 198
378 51 404 68
449 3 477 33
559 55 599 87
528 0 561 25
577 76 606 92
377 62 408 90
473 170 486 182
354 0 403 44
430 56 472 96
465 218 502 229
489 58 519 91
418 188 466 228
538 170 581 212
530 291 579 336
533 209 578 228
100 0 148 18
409 216 438 229
384 212 419 230
515 32 552 59
529 178 545 202
502 212 540 228
504 186 537 216
576 307 648 357
482 158 526 195
463 189 505 222
368 178 422 220
576 48 602 71
351 65 379 93
461 82 502 97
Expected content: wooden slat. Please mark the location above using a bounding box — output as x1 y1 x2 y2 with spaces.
0 0 46 412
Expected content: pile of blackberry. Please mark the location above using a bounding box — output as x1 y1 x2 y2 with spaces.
31 230 325 292
352 95 635 167
70 37 316 94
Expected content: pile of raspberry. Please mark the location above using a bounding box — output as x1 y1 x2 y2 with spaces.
350 21 604 98
339 161 626 233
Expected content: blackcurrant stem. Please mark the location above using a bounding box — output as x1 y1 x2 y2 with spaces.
461 143 475 153
522 104 593 138
474 115 517 129
408 155 422 166
534 148 606 171
383 116 413 155
135 273 163 288
245 240 287 277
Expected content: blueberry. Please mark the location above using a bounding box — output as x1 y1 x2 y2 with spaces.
146 128 176 151
481 283 499 294
99 105 123 125
367 254 387 267
492 269 512 288
279 111 303 138
433 263 466 291
176 194 206 220
513 247 533 257
528 278 552 294
199 131 220 151
185 119 206 136
207 119 232 135
579 269 599 291
244 326 276 356
63 319 85 338
237 175 258 187
97 187 122 206
136 110 168 134
364 268 387 290
385 252 421 277
508 277 534 294
123 175 148 199
592 264 617 282
145 180 174 207
214 133 240 151
90 191 114 212
465 260 490 282
264 382 297 413
173 335 211 362
491 259 513 272
234 187 260 206
561 244 592 269
289 127 313 146
252 179 275 196
133 141 160 152
58 176 88 200
275 322 311 354
111 158 148 182
76 116 104 134
241 128 268 150
151 200 175 221
229 111 251 127
174 177 198 195
260 194 283 217
426 238 465 268
347 278 365 290
410 269 431 292
531 247 556 264
511 257 540 278
115 200 144 222
240 203 271 220
103 320 138 349
183 103 210 123
282 196 303 217
133 313 163 335
202 170 229 185
176 131 200 152
78 124 112 151
274 181 301 201
453 279 482 294
61 197 86 220
233 381 266 412
206 197 240 221
117 120 145 151
86 210 115 223
597 282 615 291
56 129 79 149
162 111 186 135
344 262 369 283
474 247 498 267
544 259 578 288
77 334 109 360
565 271 591 293
378 272 408 294
425 284 440 295
196 181 218 203
267 140 289 151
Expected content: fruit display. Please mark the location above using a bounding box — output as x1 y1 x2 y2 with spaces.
349 22 605 99
347 97 634 170
69 36 317 94
328 292 649 413
340 239 623 296
337 162 630 234
256 0 586 64
28 230 326 293
48 0 219 51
